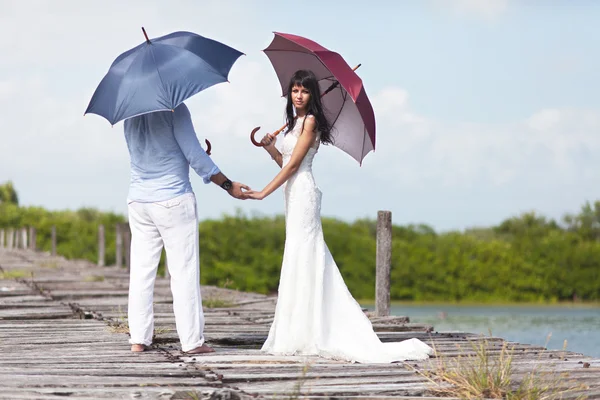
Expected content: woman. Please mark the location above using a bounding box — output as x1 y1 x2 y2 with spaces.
246 70 433 363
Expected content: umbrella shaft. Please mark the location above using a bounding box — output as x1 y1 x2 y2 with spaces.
321 64 361 97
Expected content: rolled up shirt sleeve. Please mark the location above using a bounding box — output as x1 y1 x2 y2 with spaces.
173 104 221 184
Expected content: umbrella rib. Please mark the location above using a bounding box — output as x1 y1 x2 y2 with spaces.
148 46 169 106
151 43 235 112
108 47 152 122
327 88 346 143
361 122 367 166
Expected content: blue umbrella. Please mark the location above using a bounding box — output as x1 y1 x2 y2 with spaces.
85 28 243 125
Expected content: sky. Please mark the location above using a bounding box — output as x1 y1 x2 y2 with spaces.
1 0 599 232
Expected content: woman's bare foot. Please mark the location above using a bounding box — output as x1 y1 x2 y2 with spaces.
184 344 215 354
131 344 146 352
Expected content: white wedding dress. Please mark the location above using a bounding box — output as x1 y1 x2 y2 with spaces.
261 116 434 363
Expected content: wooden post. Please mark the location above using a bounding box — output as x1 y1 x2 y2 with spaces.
115 224 123 268
98 224 105 267
0 229 4 248
123 223 131 272
7 228 14 249
164 251 170 279
375 210 392 317
51 226 57 256
29 226 36 251
15 228 21 249
21 227 28 249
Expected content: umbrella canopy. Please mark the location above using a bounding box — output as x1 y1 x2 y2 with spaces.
263 32 376 164
85 28 243 125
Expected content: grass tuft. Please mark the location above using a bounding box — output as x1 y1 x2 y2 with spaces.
411 334 588 399
203 297 235 309
0 269 28 279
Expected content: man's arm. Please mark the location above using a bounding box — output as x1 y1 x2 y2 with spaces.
208 172 248 199
173 104 250 199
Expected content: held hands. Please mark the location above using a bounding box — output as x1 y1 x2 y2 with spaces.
245 189 267 200
228 182 251 200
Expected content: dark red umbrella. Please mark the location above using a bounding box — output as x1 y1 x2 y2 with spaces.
251 32 376 165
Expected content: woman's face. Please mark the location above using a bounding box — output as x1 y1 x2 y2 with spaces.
291 84 311 112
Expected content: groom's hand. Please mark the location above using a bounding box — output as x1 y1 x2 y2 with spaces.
228 182 251 200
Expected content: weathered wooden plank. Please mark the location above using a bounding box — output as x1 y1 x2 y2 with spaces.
0 374 218 388
0 366 206 378
0 307 74 319
0 297 53 305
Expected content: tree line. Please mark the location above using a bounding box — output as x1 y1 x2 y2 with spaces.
1 181 598 302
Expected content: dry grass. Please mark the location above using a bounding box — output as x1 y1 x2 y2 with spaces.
287 364 311 400
412 334 588 399
203 296 235 309
106 306 170 336
107 320 170 336
107 320 130 334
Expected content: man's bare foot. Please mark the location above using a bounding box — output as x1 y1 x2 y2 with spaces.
184 344 215 354
131 344 146 352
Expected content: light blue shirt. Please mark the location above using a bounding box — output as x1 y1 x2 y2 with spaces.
124 103 220 203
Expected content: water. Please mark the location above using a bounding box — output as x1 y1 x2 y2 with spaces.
363 304 600 358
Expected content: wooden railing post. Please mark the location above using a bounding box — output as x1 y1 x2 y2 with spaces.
21 227 28 249
51 226 57 256
15 228 21 249
123 223 131 272
164 251 170 279
98 224 105 267
376 210 392 317
7 228 14 249
29 226 37 251
115 224 123 268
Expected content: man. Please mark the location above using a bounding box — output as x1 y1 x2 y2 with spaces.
123 102 248 354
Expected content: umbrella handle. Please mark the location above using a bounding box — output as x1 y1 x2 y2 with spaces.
250 63 362 148
205 139 212 156
251 123 287 147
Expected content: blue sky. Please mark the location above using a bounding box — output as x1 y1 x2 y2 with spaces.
1 0 599 231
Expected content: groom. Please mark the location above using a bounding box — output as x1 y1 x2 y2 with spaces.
124 102 249 354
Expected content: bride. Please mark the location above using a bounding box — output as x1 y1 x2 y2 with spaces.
246 70 433 363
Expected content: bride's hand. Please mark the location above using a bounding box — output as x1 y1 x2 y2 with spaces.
261 133 276 151
245 190 267 200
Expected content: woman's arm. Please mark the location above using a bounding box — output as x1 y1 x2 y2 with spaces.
261 133 283 168
249 117 317 199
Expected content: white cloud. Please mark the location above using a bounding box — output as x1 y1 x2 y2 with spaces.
369 89 600 188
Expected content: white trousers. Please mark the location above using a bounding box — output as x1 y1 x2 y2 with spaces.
127 192 205 351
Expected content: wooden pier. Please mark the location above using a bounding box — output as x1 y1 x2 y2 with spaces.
0 248 599 399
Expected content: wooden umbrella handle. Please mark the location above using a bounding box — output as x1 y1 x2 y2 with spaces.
250 63 362 148
250 123 288 146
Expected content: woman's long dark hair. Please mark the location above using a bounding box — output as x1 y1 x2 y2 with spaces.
285 70 333 145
